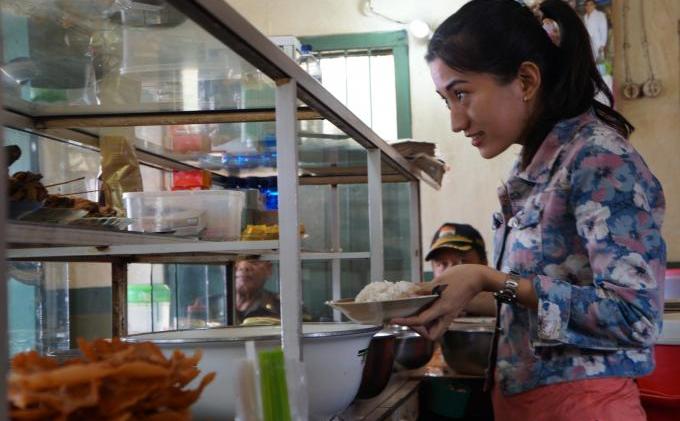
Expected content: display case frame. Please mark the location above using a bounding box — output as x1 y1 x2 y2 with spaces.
1 0 436 416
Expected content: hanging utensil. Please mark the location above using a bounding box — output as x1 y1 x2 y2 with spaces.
5 145 22 167
621 0 641 99
639 0 662 97
44 176 86 189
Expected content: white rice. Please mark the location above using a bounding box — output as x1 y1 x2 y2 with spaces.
354 280 419 303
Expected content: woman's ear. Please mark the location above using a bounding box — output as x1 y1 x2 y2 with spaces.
517 61 541 102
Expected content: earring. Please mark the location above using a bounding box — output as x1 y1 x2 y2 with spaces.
522 96 529 102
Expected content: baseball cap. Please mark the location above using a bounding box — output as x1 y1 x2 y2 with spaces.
425 223 486 261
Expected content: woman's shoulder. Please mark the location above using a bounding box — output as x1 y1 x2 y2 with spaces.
571 117 633 157
556 115 643 172
560 115 663 196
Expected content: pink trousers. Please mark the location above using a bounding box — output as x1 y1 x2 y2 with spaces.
492 377 647 421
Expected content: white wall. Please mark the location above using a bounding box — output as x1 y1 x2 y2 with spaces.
611 0 680 261
226 0 518 270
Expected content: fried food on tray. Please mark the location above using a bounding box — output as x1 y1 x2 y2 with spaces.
9 171 117 218
8 337 216 421
43 194 117 218
9 171 48 202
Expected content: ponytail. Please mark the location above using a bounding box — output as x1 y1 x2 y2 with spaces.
427 0 634 169
538 0 633 138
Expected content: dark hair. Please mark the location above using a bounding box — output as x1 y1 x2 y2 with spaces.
426 0 633 169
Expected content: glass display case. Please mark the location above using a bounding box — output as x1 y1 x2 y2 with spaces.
1 0 439 417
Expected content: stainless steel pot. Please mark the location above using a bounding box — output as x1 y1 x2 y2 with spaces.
440 322 493 376
356 331 396 399
389 325 435 370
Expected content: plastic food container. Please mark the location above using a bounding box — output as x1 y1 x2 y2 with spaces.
123 190 245 240
127 209 206 236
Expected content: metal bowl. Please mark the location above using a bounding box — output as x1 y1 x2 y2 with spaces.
356 331 396 399
389 325 435 370
440 323 493 376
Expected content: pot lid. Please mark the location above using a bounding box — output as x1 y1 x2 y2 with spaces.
448 317 495 332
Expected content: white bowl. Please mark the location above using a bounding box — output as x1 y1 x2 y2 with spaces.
126 323 380 420
326 295 439 325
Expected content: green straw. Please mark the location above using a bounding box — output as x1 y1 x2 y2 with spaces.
258 348 291 421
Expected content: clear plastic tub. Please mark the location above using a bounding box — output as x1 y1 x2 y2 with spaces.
123 190 245 240
127 209 206 236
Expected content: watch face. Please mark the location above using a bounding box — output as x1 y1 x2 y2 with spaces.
506 279 520 289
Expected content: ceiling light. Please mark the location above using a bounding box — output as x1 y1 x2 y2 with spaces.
408 19 431 39
365 0 431 40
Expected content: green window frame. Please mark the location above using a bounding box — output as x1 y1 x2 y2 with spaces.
299 30 412 139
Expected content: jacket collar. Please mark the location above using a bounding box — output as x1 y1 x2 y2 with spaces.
512 110 596 184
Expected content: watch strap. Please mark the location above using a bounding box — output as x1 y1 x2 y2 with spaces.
494 271 521 304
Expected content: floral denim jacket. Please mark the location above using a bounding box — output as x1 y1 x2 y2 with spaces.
492 110 666 395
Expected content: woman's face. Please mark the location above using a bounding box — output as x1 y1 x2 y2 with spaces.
429 58 532 159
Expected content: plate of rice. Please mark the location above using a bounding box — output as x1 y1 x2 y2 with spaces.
326 281 438 325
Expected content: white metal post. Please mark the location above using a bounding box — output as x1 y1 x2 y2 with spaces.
409 181 422 282
0 14 8 414
367 149 384 282
0 113 8 421
330 185 341 321
276 79 302 359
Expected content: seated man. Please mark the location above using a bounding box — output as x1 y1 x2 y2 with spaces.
425 223 488 276
234 257 281 324
425 223 495 316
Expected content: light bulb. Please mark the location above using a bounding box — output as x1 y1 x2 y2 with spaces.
408 19 431 39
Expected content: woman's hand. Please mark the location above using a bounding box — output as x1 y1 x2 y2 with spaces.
392 264 495 341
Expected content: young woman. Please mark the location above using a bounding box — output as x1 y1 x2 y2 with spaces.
392 1 666 419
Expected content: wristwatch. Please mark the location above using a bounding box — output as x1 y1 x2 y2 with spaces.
494 271 521 304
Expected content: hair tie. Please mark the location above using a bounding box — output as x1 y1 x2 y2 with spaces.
542 18 561 46
531 5 561 47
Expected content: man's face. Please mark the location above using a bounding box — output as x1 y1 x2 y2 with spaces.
585 1 596 14
235 260 271 296
430 248 484 277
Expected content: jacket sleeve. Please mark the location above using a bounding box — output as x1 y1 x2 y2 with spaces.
529 135 666 350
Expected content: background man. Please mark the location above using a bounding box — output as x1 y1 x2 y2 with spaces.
234 257 280 324
425 223 495 316
425 223 488 276
583 0 608 62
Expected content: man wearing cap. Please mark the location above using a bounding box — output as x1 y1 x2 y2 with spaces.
426 223 488 276
426 223 495 316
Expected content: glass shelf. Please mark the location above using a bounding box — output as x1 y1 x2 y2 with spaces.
1 0 276 116
0 0 434 190
70 120 403 181
6 221 280 260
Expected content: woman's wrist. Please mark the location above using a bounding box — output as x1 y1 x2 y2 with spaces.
479 268 538 310
480 266 508 293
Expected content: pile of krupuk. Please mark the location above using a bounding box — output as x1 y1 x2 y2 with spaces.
8 338 215 420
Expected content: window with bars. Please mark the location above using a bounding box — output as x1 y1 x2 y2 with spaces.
300 30 412 140
298 31 415 314
318 49 398 140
